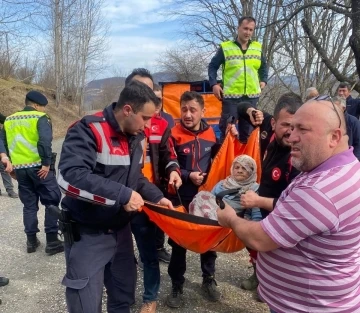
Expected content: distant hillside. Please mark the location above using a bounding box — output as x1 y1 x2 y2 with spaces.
84 71 178 110
0 78 80 138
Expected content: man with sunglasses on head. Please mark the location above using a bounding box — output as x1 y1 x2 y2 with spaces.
217 97 360 313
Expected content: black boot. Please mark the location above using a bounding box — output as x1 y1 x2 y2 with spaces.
166 284 184 308
0 277 9 287
201 276 221 302
27 235 40 253
45 233 64 256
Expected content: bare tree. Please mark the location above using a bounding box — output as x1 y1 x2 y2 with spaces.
157 45 208 81
53 0 63 107
15 57 37 84
169 0 357 100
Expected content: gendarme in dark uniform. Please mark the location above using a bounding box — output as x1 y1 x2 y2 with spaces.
0 90 63 255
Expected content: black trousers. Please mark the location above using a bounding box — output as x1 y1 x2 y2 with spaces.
16 168 61 235
167 199 217 286
219 97 259 143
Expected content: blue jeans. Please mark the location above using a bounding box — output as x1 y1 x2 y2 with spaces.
270 309 277 313
131 212 160 302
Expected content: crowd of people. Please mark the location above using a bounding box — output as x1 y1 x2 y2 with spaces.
1 15 360 313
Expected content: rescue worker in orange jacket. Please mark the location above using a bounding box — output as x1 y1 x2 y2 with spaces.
166 91 237 308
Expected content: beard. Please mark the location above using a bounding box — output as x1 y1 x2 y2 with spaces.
275 133 291 147
291 145 323 172
291 155 305 171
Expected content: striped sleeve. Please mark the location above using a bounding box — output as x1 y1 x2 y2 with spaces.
261 186 339 248
58 120 132 208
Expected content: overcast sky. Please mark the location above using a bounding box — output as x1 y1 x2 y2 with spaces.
102 0 181 76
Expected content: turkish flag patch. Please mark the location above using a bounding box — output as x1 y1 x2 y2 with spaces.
272 167 281 181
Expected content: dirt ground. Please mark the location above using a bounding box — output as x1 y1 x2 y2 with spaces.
0 138 270 313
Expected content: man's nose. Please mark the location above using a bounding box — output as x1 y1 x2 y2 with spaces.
144 120 151 128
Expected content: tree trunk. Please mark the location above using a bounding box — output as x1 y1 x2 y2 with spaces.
54 0 62 107
350 0 360 87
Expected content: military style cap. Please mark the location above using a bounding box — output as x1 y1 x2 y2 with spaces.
26 90 48 106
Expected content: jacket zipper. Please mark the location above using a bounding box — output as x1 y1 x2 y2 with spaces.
196 136 202 172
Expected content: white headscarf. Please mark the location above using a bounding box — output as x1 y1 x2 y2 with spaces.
222 155 257 192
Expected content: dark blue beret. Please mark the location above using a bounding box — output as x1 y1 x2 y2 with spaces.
26 90 48 106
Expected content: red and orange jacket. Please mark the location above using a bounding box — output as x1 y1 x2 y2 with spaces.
143 115 180 191
171 120 220 202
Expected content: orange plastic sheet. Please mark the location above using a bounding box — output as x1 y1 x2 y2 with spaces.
142 129 261 254
162 83 222 124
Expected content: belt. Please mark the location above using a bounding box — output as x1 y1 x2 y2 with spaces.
75 224 114 235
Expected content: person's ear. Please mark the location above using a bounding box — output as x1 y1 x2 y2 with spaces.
271 117 276 131
123 104 132 117
330 129 342 147
201 107 205 118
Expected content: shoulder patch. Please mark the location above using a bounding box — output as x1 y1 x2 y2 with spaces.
82 115 106 127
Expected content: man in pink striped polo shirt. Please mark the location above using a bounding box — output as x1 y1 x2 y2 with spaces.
217 98 360 313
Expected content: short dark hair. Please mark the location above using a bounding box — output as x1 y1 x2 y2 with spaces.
116 80 160 113
273 92 302 119
180 91 204 109
153 84 161 92
125 68 153 86
238 16 256 26
338 82 351 90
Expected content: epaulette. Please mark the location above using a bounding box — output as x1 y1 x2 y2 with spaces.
81 114 106 127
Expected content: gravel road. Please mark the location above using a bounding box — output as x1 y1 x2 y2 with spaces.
0 138 269 313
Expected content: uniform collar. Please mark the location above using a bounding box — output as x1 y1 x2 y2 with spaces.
23 106 37 111
103 103 123 134
103 103 145 140
180 119 210 135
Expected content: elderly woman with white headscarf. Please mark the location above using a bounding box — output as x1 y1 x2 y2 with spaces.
189 155 262 221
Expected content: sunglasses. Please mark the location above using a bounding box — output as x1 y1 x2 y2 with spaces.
311 95 341 128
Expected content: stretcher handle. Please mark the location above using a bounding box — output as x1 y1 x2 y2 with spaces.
175 186 183 207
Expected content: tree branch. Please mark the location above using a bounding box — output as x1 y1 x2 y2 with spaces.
301 18 360 93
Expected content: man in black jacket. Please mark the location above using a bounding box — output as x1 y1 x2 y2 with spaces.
0 113 17 198
333 96 360 160
337 82 360 119
237 93 302 296
58 80 173 313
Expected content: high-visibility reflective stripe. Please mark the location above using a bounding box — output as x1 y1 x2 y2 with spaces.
57 171 116 206
92 123 131 166
139 138 145 164
13 161 42 169
149 135 162 142
166 161 179 169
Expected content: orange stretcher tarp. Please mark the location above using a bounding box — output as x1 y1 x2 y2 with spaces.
162 83 222 124
142 129 261 254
